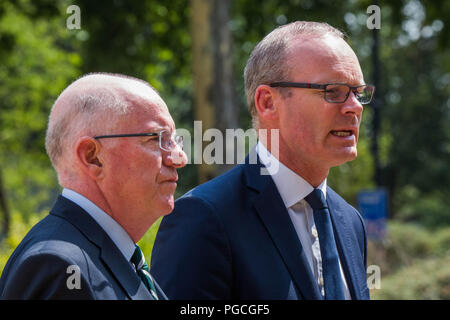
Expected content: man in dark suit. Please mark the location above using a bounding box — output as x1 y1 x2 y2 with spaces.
0 73 187 299
151 21 374 300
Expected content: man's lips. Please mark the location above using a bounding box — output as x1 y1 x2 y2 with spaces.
161 176 178 184
330 130 353 137
330 127 358 138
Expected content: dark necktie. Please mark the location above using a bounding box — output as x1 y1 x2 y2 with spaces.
305 189 346 300
131 244 159 300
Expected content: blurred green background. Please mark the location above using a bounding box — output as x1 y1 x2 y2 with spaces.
0 0 448 299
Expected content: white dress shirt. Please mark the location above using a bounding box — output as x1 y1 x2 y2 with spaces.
256 141 351 299
62 188 136 264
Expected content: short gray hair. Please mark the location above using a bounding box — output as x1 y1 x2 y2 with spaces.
45 73 157 169
244 21 345 129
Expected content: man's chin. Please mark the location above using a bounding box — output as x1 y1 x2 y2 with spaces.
329 149 358 167
159 196 175 215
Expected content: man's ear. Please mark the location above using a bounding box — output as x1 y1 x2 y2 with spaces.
75 137 104 180
254 85 280 122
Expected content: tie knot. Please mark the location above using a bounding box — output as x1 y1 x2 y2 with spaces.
304 189 328 210
131 244 146 270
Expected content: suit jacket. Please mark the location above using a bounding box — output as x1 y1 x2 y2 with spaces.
151 155 370 300
0 196 166 300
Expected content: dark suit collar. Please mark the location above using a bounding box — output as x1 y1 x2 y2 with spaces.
326 188 367 300
243 155 323 300
50 195 154 300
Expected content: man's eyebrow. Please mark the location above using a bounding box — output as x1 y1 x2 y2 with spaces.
319 80 367 86
139 127 175 136
142 125 168 132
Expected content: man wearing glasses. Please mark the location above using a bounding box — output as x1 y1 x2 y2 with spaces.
0 73 186 299
152 21 373 300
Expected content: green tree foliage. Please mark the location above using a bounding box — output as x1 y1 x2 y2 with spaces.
0 211 46 272
74 0 196 194
229 0 450 221
376 256 450 299
0 1 81 224
375 1 450 220
369 222 450 299
0 0 448 299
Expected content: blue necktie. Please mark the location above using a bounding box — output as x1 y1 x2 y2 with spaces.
131 244 159 300
305 189 346 300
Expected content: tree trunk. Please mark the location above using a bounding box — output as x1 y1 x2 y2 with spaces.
191 0 238 183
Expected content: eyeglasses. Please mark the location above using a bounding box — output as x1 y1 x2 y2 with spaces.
94 130 183 152
269 82 375 104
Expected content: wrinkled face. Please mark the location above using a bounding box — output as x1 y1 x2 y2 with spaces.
98 94 187 223
276 35 365 170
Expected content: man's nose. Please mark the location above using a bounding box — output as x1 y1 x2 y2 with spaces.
342 91 364 116
163 145 188 168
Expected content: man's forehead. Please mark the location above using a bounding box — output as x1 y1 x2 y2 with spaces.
83 75 168 116
72 74 172 129
117 100 174 131
286 35 355 63
285 35 363 83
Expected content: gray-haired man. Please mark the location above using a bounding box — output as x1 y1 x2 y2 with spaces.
0 73 187 299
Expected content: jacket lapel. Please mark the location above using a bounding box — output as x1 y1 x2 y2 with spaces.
153 279 169 300
50 196 154 300
99 235 154 300
326 187 367 300
244 156 322 300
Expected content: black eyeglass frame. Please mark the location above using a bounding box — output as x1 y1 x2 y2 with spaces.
269 82 375 104
94 133 159 139
93 130 183 152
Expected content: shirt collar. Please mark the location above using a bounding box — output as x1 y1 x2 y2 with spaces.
256 141 327 208
61 188 135 262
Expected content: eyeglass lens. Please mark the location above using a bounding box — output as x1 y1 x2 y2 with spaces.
160 131 183 151
325 84 373 104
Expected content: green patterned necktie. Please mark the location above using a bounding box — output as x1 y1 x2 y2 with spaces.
131 244 159 300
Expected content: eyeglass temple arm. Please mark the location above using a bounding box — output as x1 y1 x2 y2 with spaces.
270 82 325 89
93 133 159 139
